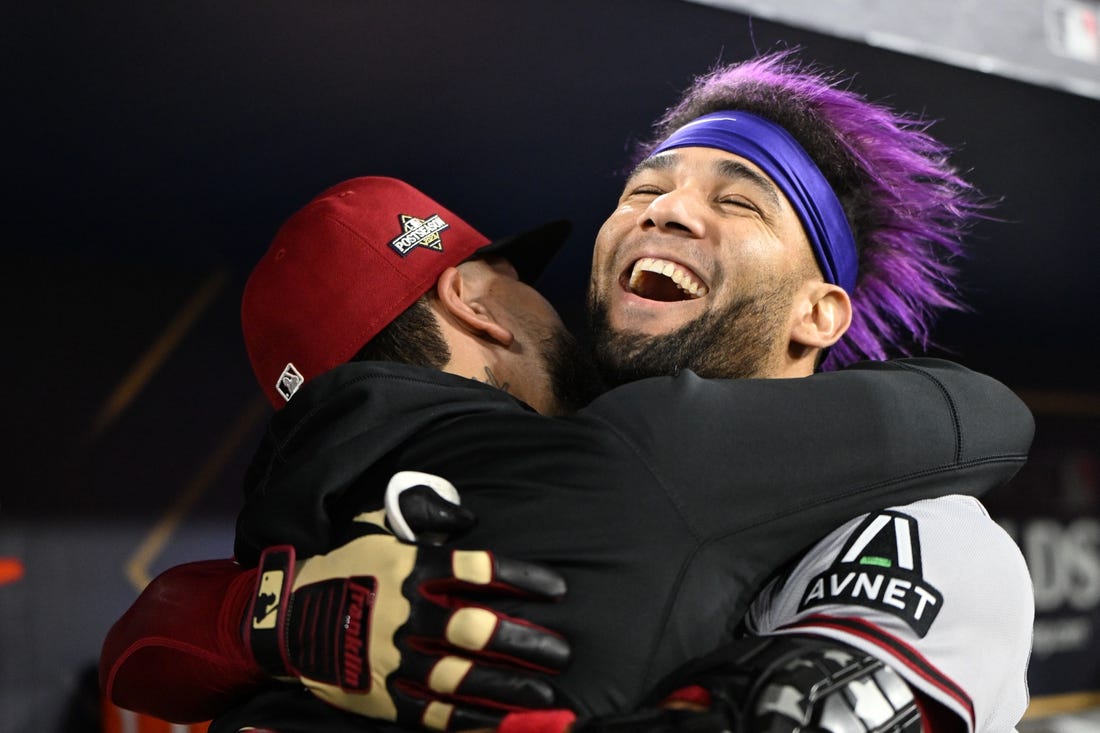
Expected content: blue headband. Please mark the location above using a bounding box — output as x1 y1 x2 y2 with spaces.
650 111 858 293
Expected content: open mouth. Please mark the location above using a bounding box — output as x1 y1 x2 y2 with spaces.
623 257 709 302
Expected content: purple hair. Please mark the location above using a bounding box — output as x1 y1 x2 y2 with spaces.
637 50 987 369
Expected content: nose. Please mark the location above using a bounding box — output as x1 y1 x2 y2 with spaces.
638 189 705 238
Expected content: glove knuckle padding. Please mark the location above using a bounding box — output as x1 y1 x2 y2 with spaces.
451 550 494 585
427 655 476 694
446 607 499 651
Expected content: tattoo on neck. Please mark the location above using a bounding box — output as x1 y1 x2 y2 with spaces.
478 367 510 394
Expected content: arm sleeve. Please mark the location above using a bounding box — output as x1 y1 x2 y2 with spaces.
587 358 1034 537
746 496 1034 733
99 559 267 723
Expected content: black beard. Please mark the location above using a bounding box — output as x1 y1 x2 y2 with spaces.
587 284 796 387
540 325 607 414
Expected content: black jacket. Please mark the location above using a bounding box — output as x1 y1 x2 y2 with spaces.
229 358 1033 723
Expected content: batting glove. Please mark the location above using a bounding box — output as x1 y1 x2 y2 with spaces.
244 535 569 730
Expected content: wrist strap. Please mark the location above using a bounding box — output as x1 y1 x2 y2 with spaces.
245 545 296 674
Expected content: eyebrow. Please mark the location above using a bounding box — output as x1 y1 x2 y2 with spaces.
625 153 675 181
713 158 782 213
627 152 783 213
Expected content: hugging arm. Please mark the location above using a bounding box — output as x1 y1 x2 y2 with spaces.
597 358 1033 539
100 486 569 730
100 559 265 723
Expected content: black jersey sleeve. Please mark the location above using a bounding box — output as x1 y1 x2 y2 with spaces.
577 358 1033 694
583 357 1033 545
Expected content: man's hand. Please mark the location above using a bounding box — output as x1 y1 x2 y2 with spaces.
244 535 569 731
385 470 476 544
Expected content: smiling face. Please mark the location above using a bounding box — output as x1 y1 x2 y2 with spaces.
588 146 826 383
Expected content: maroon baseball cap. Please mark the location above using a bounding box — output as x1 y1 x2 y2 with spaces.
242 176 569 407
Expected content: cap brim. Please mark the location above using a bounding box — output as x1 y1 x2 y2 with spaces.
475 219 571 284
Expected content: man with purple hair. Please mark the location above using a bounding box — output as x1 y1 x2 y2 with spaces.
554 50 1032 733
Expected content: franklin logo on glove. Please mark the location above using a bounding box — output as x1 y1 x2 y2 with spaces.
341 581 375 689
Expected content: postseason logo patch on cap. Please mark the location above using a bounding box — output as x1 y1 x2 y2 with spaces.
389 213 449 256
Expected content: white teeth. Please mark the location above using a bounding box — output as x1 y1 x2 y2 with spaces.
629 257 709 297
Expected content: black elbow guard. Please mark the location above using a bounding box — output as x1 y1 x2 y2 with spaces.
659 634 922 733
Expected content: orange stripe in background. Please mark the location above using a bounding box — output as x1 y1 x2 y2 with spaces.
101 696 211 733
0 558 24 586
87 269 229 443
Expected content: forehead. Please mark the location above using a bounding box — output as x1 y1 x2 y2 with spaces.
629 147 786 210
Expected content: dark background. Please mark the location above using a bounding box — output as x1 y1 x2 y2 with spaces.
3 1 1098 731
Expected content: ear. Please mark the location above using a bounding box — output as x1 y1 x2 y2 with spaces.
789 282 852 350
435 266 514 347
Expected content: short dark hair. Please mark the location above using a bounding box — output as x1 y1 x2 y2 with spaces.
637 50 988 368
350 295 450 368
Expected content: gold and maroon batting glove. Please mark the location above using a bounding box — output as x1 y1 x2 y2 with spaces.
245 535 569 731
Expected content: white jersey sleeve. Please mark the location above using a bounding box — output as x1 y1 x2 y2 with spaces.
746 495 1034 733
